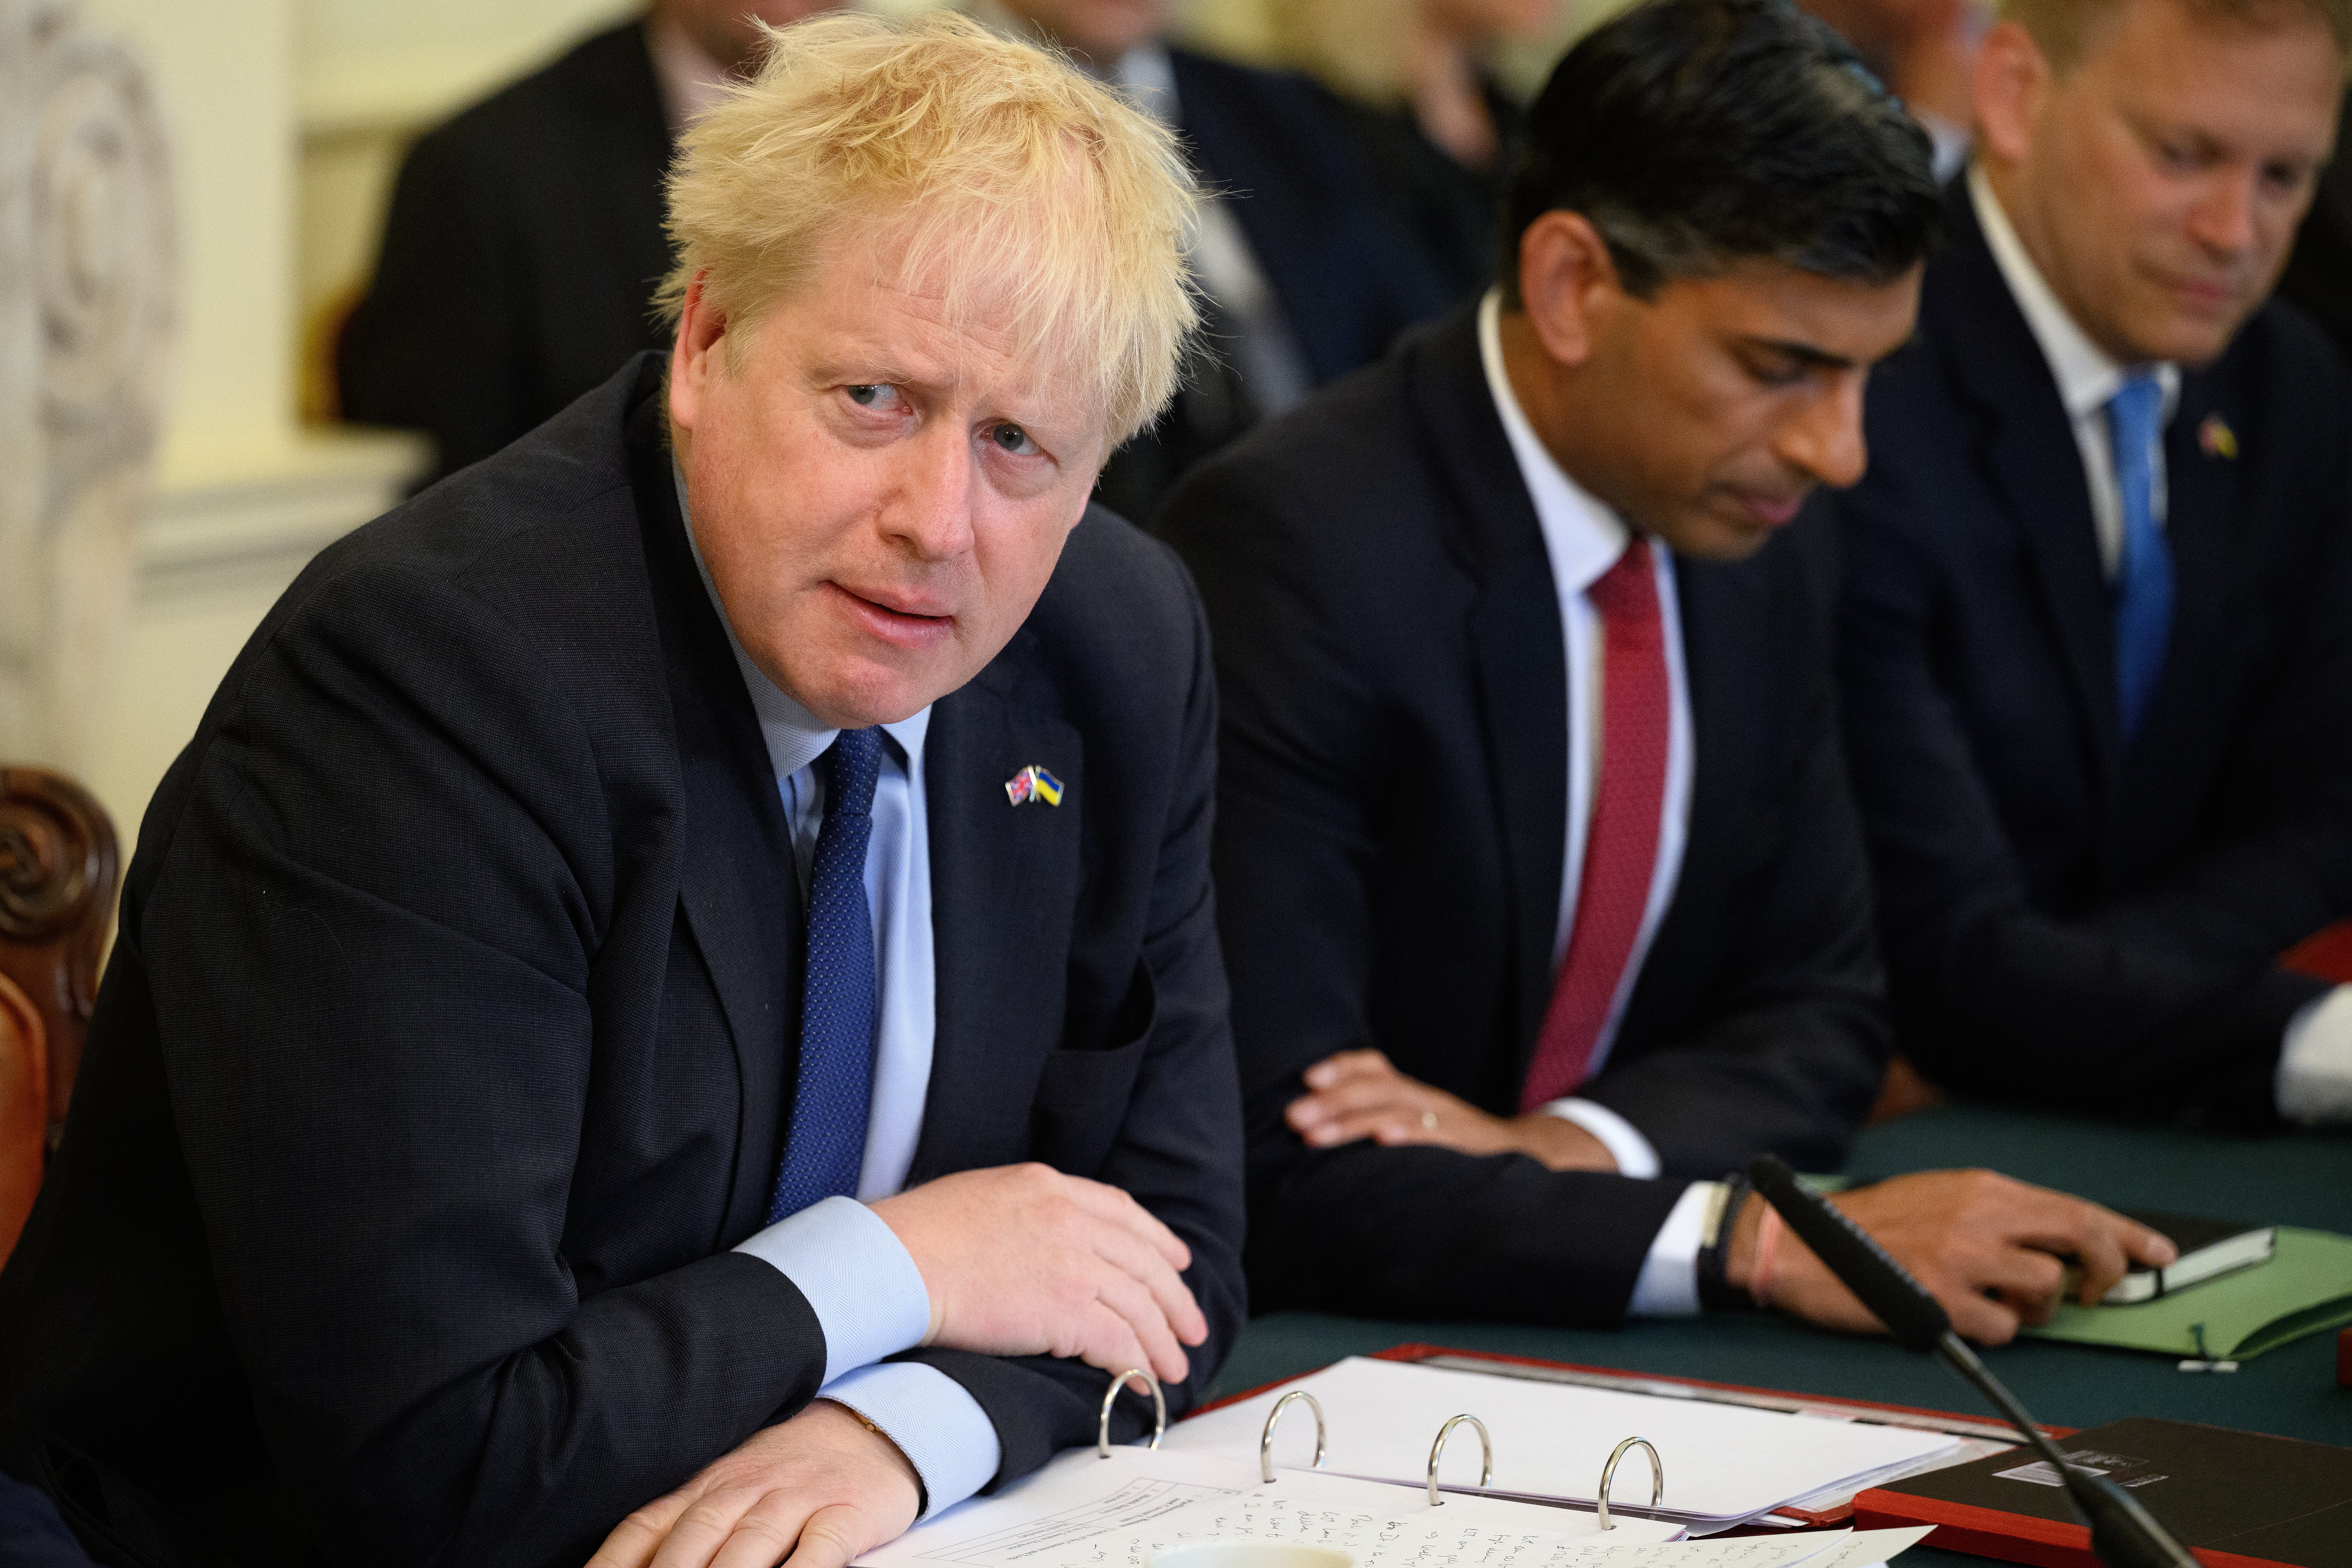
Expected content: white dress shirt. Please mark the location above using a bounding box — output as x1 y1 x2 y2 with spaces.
679 472 1001 1516
1972 172 2352 1125
1476 292 1714 1314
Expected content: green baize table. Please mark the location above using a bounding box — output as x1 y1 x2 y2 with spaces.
1201 1104 2352 1567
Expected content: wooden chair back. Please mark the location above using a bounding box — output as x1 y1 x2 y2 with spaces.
0 768 120 1259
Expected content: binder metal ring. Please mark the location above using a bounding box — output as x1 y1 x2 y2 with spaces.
1258 1390 1328 1483
1424 1412 1493 1505
1595 1436 1663 1531
1097 1367 1167 1458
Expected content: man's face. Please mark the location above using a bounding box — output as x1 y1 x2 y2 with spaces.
1980 0 2340 366
669 240 1109 728
996 0 1172 67
1556 261 1922 562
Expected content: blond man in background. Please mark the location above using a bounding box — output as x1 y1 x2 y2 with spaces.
0 18 1245 1568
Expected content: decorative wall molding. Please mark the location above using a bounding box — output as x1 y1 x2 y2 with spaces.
0 0 173 773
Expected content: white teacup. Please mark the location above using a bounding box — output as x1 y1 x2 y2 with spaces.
1149 1543 1355 1568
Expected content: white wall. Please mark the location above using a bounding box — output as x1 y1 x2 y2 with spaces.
68 0 420 850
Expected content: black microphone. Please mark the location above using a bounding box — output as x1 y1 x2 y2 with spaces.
1746 1156 2197 1568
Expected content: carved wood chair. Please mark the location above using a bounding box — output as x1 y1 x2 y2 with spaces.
0 768 120 1263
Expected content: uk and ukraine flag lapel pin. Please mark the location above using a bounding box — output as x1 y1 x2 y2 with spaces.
1005 765 1064 807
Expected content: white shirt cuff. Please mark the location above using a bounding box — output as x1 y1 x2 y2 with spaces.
733 1195 931 1386
2278 985 2352 1124
824 1362 1003 1520
1537 1098 1662 1179
1626 1179 1718 1318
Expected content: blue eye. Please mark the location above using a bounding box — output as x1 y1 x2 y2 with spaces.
846 384 889 407
991 423 1039 456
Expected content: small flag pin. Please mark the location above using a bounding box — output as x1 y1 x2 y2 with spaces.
2199 413 2238 460
1005 765 1065 807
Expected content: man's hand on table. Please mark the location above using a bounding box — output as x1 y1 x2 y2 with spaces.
1283 1050 1620 1172
590 1401 918 1568
1728 1169 2178 1343
869 1164 1208 1384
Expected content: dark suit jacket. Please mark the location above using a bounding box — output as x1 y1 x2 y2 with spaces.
0 357 1246 1568
1094 50 1452 526
2279 88 2352 359
337 20 674 484
1157 310 1888 1326
1831 182 2352 1123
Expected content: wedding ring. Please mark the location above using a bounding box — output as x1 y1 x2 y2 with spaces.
1421 1111 1439 1132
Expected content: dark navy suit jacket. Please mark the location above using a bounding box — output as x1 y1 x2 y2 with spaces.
0 357 1246 1568
1160 311 1889 1326
339 21 675 483
1830 183 2352 1123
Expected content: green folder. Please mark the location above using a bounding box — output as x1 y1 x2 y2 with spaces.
2024 1225 2352 1360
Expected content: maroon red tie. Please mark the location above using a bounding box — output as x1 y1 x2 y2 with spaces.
1520 537 1671 1111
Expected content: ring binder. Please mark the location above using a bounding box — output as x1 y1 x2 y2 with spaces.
1098 1367 1167 1458
1424 1413 1493 1505
1595 1437 1663 1532
1259 1390 1328 1483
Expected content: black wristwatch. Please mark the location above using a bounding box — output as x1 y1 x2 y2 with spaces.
1695 1171 1758 1313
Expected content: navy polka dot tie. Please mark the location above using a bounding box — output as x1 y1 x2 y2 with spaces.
767 727 884 1224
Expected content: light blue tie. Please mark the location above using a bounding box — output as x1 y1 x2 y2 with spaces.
768 727 884 1224
2107 374 2173 743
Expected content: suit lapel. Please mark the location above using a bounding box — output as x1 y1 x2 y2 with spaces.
2146 368 2245 752
906 635 1085 1182
628 386 804 1237
1937 192 2124 783
1668 551 1768 929
1407 312 1569 1073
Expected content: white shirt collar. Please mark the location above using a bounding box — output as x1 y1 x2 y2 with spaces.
1476 289 1632 594
966 0 1176 113
672 462 930 781
1969 164 2179 422
642 12 734 137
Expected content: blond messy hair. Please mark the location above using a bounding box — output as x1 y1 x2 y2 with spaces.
2000 0 2352 67
657 11 1202 445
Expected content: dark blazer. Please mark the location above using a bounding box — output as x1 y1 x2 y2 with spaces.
1157 310 1888 1326
2279 88 2352 359
1327 81 1525 312
0 357 1246 1568
337 20 675 484
1830 182 2352 1124
1094 50 1452 526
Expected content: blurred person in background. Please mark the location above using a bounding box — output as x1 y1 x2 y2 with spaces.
1799 0 1990 180
2278 87 2352 356
973 0 1453 523
337 0 842 485
1830 0 2352 1129
1273 0 1559 308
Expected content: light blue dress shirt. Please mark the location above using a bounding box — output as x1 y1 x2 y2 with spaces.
679 471 1002 1516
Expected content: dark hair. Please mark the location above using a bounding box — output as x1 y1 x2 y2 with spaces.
1500 0 1942 303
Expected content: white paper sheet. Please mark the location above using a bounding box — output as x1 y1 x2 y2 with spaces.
858 1447 1681 1568
1158 1359 1960 1528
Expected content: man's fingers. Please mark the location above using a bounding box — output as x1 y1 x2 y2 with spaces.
1289 1077 1421 1126
708 1502 811 1568
649 1498 754 1568
1087 1221 1208 1345
1091 1267 1192 1383
1300 1049 1394 1090
1057 1175 1194 1273
589 1508 676 1568
782 1506 877 1568
1942 1285 2025 1346
1066 1299 1157 1383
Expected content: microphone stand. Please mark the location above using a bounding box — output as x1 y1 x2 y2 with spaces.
1746 1157 2198 1568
